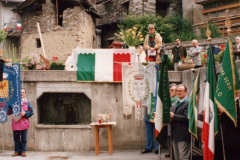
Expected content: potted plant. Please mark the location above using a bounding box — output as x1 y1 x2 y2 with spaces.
50 56 64 70
178 56 195 70
21 53 43 70
118 25 144 47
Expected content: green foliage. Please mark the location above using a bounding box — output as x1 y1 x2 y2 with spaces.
119 14 198 43
0 30 7 43
3 44 20 63
200 23 222 39
167 55 174 70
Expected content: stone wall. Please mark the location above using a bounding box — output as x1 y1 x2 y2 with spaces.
20 3 96 62
0 70 181 151
1 61 239 151
21 3 56 33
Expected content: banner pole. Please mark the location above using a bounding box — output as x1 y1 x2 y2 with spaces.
190 135 192 160
159 145 161 160
220 122 226 160
170 125 173 160
140 120 142 154
2 123 4 157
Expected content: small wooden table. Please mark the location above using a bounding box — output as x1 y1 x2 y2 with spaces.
90 122 116 155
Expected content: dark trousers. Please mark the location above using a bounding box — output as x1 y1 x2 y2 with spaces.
13 130 28 153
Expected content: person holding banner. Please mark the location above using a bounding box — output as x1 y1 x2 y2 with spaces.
215 93 240 160
143 23 162 63
8 88 34 157
170 84 191 160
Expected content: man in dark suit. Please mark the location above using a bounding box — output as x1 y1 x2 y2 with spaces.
215 92 240 160
233 36 240 61
172 38 187 71
170 84 191 160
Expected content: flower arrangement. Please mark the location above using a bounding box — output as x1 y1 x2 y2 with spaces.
118 25 144 47
21 53 43 70
51 56 64 65
179 56 194 64
3 58 12 63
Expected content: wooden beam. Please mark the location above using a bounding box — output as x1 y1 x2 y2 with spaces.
56 0 58 26
201 2 240 14
36 23 47 58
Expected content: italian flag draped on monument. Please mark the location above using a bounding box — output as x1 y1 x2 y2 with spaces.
77 49 131 82
202 45 218 160
155 54 171 147
215 38 240 126
188 70 200 139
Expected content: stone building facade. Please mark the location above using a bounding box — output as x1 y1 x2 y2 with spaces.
183 0 240 36
18 0 100 62
92 0 182 48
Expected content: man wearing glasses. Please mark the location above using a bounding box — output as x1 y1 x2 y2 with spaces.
170 84 191 160
172 38 187 71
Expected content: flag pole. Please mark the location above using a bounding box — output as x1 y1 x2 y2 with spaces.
159 145 161 160
170 126 173 160
2 123 4 157
190 68 196 160
220 122 226 160
140 120 142 154
218 14 233 160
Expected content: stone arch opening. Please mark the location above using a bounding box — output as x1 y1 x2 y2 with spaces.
37 92 91 125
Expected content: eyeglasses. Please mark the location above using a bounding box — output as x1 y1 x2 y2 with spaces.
177 90 184 93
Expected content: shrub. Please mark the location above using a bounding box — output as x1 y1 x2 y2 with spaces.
200 23 222 39
119 14 198 43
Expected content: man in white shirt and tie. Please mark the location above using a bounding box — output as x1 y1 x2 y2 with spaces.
233 36 240 61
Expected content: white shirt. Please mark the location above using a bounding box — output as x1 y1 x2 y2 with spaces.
135 51 146 62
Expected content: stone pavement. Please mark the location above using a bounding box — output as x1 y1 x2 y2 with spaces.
0 150 170 160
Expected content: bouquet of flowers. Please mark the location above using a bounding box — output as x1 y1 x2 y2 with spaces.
179 56 194 64
21 53 43 70
118 25 144 47
51 56 63 65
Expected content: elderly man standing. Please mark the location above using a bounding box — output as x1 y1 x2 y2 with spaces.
172 38 187 71
188 39 202 68
170 84 191 160
144 23 162 63
233 36 240 61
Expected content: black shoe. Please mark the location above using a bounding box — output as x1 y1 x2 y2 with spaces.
155 150 159 154
165 153 170 157
142 149 152 154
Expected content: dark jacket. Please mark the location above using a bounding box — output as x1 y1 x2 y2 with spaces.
214 99 240 160
217 99 240 144
172 45 187 64
171 97 191 142
233 45 240 60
